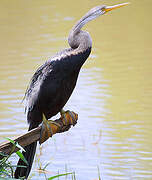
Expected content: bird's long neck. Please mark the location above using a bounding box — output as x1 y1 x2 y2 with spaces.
66 12 93 70
68 14 92 52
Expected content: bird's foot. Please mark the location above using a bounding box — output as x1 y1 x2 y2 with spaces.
39 111 78 144
60 109 77 127
39 114 61 144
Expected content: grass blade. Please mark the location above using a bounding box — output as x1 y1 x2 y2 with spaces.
16 151 28 165
48 172 73 180
5 138 25 152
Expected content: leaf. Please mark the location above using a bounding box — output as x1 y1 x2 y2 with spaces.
48 172 73 180
5 138 25 152
5 138 16 145
15 142 25 152
8 165 27 168
16 151 28 165
0 152 8 157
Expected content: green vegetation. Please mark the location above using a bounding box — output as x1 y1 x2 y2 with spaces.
48 172 76 180
0 138 27 179
0 138 76 179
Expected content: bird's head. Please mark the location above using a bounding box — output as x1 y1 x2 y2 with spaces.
85 2 130 21
72 2 129 33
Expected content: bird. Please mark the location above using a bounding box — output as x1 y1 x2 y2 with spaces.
14 2 129 179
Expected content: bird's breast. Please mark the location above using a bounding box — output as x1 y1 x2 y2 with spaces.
42 70 79 119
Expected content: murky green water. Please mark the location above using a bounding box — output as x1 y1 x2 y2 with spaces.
0 0 152 179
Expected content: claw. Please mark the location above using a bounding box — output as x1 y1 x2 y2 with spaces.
39 111 78 144
60 110 78 126
68 111 77 126
39 114 61 144
60 109 66 116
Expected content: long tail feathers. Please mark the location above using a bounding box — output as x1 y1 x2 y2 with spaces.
14 124 38 179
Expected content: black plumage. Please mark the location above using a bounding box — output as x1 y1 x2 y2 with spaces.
26 47 91 125
15 48 91 179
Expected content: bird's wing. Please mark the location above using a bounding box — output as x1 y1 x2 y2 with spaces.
24 62 51 112
24 48 73 113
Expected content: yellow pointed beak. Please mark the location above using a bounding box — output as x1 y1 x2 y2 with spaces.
104 2 130 13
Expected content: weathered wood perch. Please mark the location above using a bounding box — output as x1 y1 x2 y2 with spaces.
0 111 78 159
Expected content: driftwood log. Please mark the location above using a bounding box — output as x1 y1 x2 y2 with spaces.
0 111 78 159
